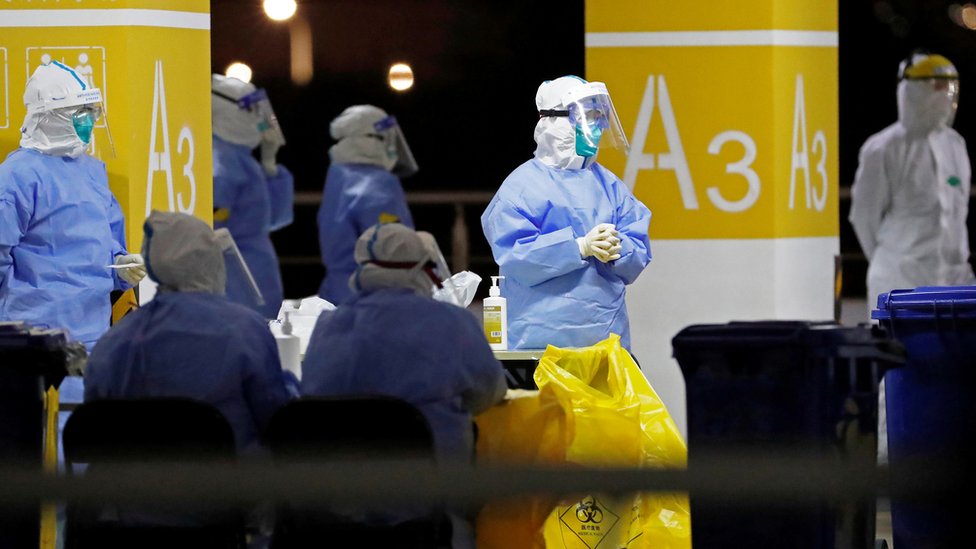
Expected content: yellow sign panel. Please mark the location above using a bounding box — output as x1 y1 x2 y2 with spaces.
587 44 837 239
0 1 208 13
587 0 836 33
0 2 212 249
586 1 838 240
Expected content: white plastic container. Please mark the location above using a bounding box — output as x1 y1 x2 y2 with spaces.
274 311 302 380
483 275 508 351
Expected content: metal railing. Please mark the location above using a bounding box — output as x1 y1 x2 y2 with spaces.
292 187 976 275
294 190 495 272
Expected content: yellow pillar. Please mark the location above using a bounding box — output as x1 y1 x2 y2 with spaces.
0 4 212 545
0 0 214 253
586 1 839 436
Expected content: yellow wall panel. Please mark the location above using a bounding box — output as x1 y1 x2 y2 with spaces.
2 0 208 12
0 1 212 250
586 2 838 240
588 1 773 33
588 1 836 33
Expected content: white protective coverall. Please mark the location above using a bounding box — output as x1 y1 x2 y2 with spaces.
850 52 976 309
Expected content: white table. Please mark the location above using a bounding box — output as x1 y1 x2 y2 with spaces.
493 349 546 389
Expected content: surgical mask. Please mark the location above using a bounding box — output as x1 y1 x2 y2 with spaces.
71 107 98 144
575 122 603 157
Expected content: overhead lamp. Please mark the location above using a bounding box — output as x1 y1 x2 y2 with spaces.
263 0 297 22
225 62 253 83
388 63 414 92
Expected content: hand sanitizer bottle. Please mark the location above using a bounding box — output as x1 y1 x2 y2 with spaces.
483 275 508 351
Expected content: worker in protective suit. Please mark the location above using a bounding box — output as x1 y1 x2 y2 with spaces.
85 210 293 453
212 74 294 319
316 105 418 305
304 222 505 460
0 61 144 350
302 223 506 549
481 75 652 351
849 51 976 468
850 50 976 308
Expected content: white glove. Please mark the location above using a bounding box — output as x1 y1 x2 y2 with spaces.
114 253 147 285
260 138 281 177
576 223 622 263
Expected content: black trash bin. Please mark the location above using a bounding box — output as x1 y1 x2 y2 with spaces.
0 322 84 549
672 321 904 549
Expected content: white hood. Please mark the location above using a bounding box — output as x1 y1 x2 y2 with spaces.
533 75 590 170
20 62 101 158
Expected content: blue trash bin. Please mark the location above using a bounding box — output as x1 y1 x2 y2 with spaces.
673 321 904 549
872 286 976 548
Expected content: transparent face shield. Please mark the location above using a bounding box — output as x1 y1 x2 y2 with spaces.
937 78 959 125
415 231 464 306
562 82 630 158
373 115 418 177
929 78 959 123
213 87 286 147
213 228 265 307
901 77 961 128
900 53 961 126
41 87 116 157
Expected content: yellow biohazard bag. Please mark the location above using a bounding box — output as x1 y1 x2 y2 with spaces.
475 334 691 549
475 390 564 548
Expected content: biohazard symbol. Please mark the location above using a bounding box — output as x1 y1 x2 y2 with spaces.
576 497 604 523
557 495 619 548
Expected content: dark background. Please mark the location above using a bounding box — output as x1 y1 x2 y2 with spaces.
211 0 976 300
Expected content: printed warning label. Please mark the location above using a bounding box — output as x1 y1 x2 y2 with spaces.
556 496 620 548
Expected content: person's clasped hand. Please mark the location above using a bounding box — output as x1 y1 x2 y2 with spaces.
577 223 622 263
114 253 147 285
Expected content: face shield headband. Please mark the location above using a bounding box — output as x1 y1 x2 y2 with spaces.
351 226 444 293
212 87 286 146
362 259 443 288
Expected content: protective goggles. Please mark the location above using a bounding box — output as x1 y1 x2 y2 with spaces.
369 115 419 177
212 87 286 146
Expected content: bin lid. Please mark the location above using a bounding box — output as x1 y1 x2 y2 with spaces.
0 321 71 350
671 320 899 354
872 286 976 320
671 321 904 375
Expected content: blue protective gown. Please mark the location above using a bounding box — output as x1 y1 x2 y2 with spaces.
84 292 292 452
0 148 128 350
213 136 294 319
481 158 652 351
317 163 414 304
301 288 506 462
